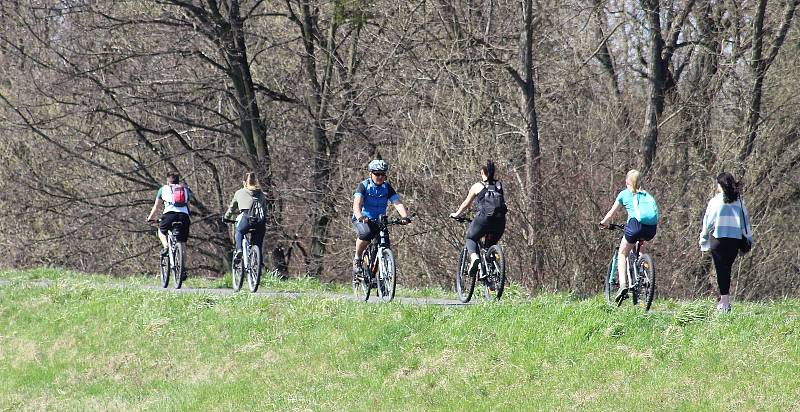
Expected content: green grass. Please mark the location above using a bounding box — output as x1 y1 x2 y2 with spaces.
2 268 800 410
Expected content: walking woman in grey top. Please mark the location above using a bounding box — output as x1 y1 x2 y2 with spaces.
699 172 753 312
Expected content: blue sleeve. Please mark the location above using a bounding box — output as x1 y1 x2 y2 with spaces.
156 187 163 200
387 184 400 203
615 190 626 206
354 181 366 198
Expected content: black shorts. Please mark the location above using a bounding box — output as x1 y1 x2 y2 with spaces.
352 219 379 241
160 212 191 242
624 219 656 244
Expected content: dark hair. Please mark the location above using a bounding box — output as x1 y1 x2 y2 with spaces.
167 173 180 185
481 160 496 182
717 172 741 203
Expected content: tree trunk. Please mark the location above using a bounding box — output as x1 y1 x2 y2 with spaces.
639 0 666 174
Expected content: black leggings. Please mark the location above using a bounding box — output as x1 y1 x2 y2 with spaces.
711 237 739 295
465 215 506 255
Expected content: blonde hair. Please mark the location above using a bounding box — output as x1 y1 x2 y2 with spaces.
243 172 260 190
627 169 641 192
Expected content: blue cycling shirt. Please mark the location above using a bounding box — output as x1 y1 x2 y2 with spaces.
353 178 400 220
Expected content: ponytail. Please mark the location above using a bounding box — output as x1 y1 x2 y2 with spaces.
627 169 641 192
481 160 496 183
243 172 261 190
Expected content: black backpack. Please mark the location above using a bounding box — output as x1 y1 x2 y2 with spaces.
478 181 507 218
248 191 266 226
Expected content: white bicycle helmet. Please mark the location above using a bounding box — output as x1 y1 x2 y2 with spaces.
368 159 389 173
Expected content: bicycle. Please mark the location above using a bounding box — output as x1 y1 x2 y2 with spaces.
352 215 408 302
156 220 185 289
224 219 262 293
451 216 506 302
602 223 656 311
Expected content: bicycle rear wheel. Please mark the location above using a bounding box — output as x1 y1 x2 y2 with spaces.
480 245 506 301
638 254 656 311
603 252 618 305
247 246 261 293
455 246 476 303
160 253 169 288
376 248 396 302
172 242 184 289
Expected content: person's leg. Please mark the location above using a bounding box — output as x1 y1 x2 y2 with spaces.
251 222 266 249
712 238 738 310
157 231 168 249
235 217 249 252
157 215 171 250
352 221 377 273
614 237 635 304
465 217 488 274
616 237 634 289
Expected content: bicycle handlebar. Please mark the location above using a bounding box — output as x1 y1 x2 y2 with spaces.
602 223 625 231
450 216 472 223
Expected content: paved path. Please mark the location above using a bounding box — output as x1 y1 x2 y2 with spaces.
0 278 468 306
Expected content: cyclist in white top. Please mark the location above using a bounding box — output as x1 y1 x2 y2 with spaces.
146 173 192 258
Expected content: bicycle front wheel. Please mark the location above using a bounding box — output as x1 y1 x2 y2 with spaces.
172 242 184 289
159 253 169 288
247 246 261 293
455 246 476 303
376 248 396 302
603 252 619 305
480 245 506 301
638 254 656 311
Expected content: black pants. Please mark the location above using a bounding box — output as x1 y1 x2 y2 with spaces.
465 214 506 255
711 237 739 295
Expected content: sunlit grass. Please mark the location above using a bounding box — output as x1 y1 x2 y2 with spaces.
1 269 799 410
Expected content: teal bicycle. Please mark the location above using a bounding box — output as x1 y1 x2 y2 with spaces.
603 223 656 311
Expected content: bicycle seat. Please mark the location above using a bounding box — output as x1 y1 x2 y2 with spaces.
171 222 183 229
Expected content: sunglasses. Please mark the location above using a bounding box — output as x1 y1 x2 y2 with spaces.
372 172 386 177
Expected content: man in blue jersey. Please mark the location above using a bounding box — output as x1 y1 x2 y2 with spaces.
352 159 411 276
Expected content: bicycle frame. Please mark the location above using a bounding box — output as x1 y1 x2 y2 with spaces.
167 230 178 268
365 216 392 281
450 216 506 302
604 223 656 310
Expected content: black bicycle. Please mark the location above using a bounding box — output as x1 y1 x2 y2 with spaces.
353 215 408 302
451 216 506 302
224 219 262 293
158 220 185 289
602 223 656 311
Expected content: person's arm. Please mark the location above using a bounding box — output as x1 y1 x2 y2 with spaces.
741 200 753 239
450 183 482 217
699 199 717 251
392 201 409 220
599 201 622 227
353 182 366 221
146 194 163 222
223 192 239 221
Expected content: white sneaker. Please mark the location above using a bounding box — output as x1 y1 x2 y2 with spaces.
468 255 480 277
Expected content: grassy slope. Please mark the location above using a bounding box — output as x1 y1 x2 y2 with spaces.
1 268 799 411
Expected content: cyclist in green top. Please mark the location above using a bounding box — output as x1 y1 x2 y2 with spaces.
223 172 267 264
599 169 659 304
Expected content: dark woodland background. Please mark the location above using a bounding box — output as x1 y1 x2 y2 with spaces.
1 0 798 299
